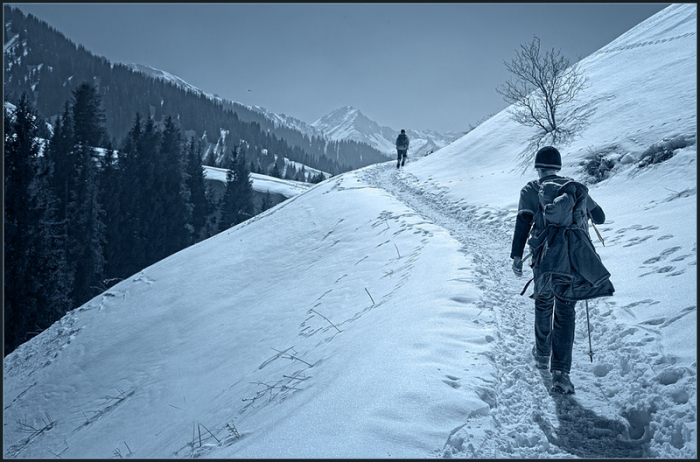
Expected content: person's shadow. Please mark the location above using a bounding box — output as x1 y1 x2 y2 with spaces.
534 370 652 458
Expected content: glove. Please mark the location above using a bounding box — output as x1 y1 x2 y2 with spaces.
512 256 523 277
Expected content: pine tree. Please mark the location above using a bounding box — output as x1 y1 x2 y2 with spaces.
72 82 106 148
285 163 297 180
44 102 73 227
156 116 190 257
4 94 72 354
310 172 326 184
184 136 209 241
233 147 255 224
218 146 254 231
66 82 107 304
137 117 161 265
111 113 144 278
98 139 123 284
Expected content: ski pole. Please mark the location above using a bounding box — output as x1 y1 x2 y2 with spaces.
591 221 605 247
585 299 594 362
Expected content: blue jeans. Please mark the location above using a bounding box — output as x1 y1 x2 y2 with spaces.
534 295 576 373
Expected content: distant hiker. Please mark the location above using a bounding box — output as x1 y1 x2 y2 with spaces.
396 129 409 168
510 146 614 394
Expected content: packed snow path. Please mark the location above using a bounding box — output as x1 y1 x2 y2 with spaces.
361 163 695 458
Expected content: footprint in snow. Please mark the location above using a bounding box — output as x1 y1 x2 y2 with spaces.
443 375 462 389
639 265 680 277
642 246 681 264
624 235 653 247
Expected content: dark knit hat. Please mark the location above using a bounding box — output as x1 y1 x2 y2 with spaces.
400 129 406 134
534 146 562 170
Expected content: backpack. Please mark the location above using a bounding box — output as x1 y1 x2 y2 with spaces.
534 178 589 231
527 177 591 274
396 133 409 150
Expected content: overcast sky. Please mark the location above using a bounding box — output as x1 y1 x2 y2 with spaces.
10 3 670 133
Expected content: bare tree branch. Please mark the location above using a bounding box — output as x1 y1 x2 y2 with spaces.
496 35 588 145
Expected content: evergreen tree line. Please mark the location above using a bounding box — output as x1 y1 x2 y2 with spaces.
4 84 255 355
3 5 388 175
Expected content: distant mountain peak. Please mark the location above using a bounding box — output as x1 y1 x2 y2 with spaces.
311 106 464 158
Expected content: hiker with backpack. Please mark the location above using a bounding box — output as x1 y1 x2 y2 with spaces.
510 146 614 394
396 129 409 168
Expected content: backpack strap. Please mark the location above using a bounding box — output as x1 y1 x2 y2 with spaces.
520 276 534 296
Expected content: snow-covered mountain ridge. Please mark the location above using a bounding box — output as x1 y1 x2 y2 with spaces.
311 106 466 158
127 65 461 159
3 4 696 459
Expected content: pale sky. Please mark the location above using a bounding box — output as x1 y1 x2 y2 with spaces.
10 2 670 133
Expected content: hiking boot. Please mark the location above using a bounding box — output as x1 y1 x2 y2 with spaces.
531 345 550 370
397 162 400 169
551 370 575 394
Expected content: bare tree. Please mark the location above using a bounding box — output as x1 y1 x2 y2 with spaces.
497 36 587 145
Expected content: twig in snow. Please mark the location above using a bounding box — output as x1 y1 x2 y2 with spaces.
199 422 220 443
380 220 390 235
270 347 314 367
310 309 342 332
113 441 133 459
15 417 39 433
252 381 303 392
227 422 241 439
394 243 401 258
192 422 196 449
365 287 375 305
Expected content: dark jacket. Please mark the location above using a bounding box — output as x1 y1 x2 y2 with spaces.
396 133 409 151
512 175 614 301
511 175 605 259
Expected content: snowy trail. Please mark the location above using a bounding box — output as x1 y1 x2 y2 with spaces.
361 163 695 458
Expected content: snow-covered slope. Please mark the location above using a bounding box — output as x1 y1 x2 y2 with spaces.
128 63 214 100
203 166 312 198
242 104 319 139
127 64 321 142
3 4 696 459
312 105 465 158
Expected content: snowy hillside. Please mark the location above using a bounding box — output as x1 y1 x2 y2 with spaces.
128 64 216 101
3 4 696 459
126 64 320 144
203 166 312 198
312 106 465 158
